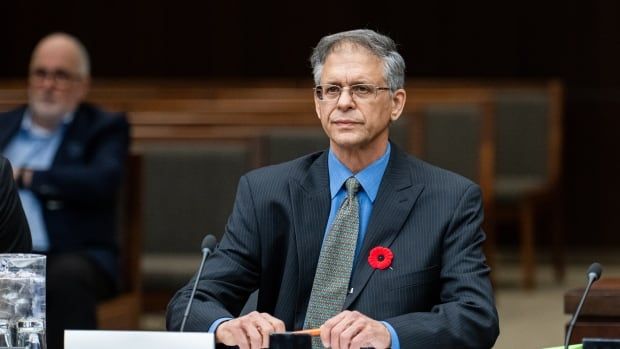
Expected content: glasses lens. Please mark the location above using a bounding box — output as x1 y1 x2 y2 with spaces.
323 85 341 100
30 69 76 89
30 69 47 82
54 70 72 84
351 84 374 98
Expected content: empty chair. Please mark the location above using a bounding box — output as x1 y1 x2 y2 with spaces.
419 105 482 181
139 142 254 311
408 99 496 275
494 81 564 288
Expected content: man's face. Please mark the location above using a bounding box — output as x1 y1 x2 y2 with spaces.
314 44 405 155
27 39 89 125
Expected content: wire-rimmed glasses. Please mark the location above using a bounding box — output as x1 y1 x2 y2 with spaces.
29 68 82 90
314 84 390 101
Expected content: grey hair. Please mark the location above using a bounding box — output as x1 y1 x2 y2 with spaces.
310 29 406 91
31 32 91 77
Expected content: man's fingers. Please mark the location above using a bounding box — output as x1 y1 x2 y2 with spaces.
240 320 263 349
340 318 365 349
216 312 286 349
320 310 352 347
320 311 391 349
252 313 283 348
221 323 250 349
265 315 286 333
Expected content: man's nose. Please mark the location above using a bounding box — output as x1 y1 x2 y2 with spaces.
39 75 57 89
337 88 355 108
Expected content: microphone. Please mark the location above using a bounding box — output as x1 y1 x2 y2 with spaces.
180 234 218 332
564 262 603 349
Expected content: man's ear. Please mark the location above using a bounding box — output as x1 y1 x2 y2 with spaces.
390 89 407 121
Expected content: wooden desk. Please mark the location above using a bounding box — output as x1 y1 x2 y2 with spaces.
564 278 620 344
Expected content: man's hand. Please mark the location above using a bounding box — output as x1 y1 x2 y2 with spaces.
20 169 33 188
320 310 391 349
13 168 33 188
215 311 286 349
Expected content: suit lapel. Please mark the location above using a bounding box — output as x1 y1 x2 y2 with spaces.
51 106 85 166
344 148 425 308
0 108 26 150
290 152 331 314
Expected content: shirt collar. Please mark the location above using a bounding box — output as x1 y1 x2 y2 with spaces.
21 109 74 137
327 143 391 202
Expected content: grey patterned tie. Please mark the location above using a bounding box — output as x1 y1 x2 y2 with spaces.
304 177 360 346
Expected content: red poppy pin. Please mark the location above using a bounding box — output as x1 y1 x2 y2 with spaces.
368 246 393 270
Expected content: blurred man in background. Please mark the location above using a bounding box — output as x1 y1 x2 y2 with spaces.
0 33 130 349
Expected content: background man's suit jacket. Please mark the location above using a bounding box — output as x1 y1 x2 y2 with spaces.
0 156 32 252
167 145 499 348
0 104 130 280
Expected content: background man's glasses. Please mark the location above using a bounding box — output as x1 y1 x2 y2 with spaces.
29 68 81 90
314 84 390 101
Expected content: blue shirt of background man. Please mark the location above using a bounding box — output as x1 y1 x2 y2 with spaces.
3 111 72 252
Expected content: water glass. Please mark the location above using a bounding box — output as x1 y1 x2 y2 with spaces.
0 254 46 322
17 318 45 349
0 319 12 347
0 254 46 348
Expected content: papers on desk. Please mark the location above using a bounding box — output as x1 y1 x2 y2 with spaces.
64 330 214 349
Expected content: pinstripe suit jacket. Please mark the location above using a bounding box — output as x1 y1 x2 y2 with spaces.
0 156 32 252
167 144 499 348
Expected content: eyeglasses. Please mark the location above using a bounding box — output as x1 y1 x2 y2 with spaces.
29 68 81 90
314 84 390 101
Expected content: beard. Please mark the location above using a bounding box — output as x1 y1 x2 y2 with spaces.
28 93 73 127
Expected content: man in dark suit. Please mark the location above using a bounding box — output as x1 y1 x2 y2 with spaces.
0 33 130 349
0 156 32 252
167 29 499 348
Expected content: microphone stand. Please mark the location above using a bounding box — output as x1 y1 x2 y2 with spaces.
564 263 602 349
180 234 217 332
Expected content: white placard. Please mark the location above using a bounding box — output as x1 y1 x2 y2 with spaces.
64 330 214 349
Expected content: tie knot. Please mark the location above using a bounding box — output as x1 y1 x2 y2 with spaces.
345 177 360 197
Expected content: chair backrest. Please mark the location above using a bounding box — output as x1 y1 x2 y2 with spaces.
406 89 496 208
418 104 483 181
141 142 254 253
494 81 563 190
257 128 328 166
